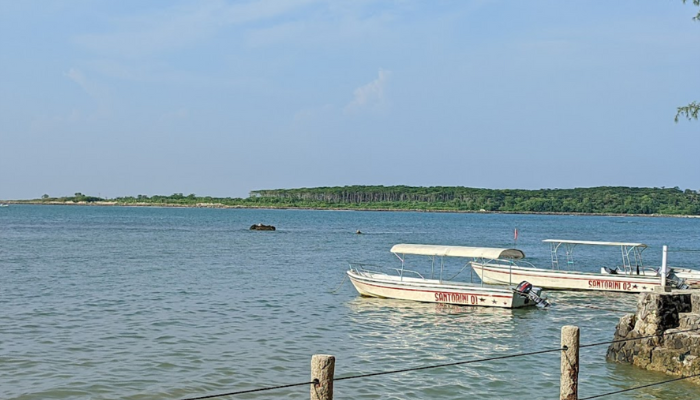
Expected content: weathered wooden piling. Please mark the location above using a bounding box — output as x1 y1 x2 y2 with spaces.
311 354 335 400
560 325 580 400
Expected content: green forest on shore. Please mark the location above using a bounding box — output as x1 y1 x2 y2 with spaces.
6 186 700 216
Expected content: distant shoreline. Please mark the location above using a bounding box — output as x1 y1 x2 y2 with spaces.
3 200 699 219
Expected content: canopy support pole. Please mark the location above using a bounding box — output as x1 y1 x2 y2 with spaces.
661 245 668 288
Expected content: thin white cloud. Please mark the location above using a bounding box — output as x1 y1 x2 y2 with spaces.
66 68 95 97
64 68 111 117
220 0 320 25
344 68 392 114
74 0 321 59
74 3 220 59
245 2 400 49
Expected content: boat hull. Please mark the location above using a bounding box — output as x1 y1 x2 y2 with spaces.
347 270 535 309
470 262 663 293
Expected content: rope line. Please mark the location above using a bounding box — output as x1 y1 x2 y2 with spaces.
174 327 700 400
175 347 566 400
178 379 318 400
333 347 566 382
579 326 700 349
330 274 348 293
578 373 700 399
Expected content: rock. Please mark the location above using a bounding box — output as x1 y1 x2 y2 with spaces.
250 223 276 231
607 292 700 384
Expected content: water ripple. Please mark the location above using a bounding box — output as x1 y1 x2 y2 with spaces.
1 206 700 399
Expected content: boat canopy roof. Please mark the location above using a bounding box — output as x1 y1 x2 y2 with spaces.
543 239 647 248
390 244 525 260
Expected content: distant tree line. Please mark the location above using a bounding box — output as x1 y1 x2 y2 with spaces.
38 192 105 203
248 186 700 215
28 186 700 216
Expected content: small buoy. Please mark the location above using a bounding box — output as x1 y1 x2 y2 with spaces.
356 230 362 234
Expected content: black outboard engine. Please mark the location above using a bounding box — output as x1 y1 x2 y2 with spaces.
667 270 690 290
514 281 550 307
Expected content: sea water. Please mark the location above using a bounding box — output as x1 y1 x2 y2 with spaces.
1 205 700 399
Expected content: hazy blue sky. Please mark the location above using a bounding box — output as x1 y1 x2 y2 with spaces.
1 1 698 200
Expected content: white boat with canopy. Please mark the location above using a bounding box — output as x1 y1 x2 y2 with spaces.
347 244 549 309
470 239 692 293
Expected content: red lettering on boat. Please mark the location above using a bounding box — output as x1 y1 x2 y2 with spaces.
588 280 622 290
436 292 474 304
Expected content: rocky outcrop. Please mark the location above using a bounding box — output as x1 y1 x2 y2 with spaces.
250 223 276 231
607 291 700 383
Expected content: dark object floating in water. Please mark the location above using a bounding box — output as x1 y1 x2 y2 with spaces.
250 223 276 231
356 230 362 234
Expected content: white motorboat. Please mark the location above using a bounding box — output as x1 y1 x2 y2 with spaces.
471 239 692 293
347 244 548 309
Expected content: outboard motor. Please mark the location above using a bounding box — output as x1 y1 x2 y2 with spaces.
514 281 550 307
667 270 690 290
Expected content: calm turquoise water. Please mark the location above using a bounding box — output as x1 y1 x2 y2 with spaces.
1 205 700 399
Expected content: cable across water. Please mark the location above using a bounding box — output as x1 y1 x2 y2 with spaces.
174 326 700 400
175 346 567 400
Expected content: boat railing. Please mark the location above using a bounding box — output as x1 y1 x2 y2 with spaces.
483 258 538 269
517 259 538 269
348 262 384 272
348 262 425 279
395 269 425 279
638 266 661 276
469 257 540 287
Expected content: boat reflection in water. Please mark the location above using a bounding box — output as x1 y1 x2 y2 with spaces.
343 294 547 390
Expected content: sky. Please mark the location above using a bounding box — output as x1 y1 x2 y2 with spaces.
1 0 699 200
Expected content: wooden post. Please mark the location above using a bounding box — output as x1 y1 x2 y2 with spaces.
311 354 335 400
560 325 580 400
